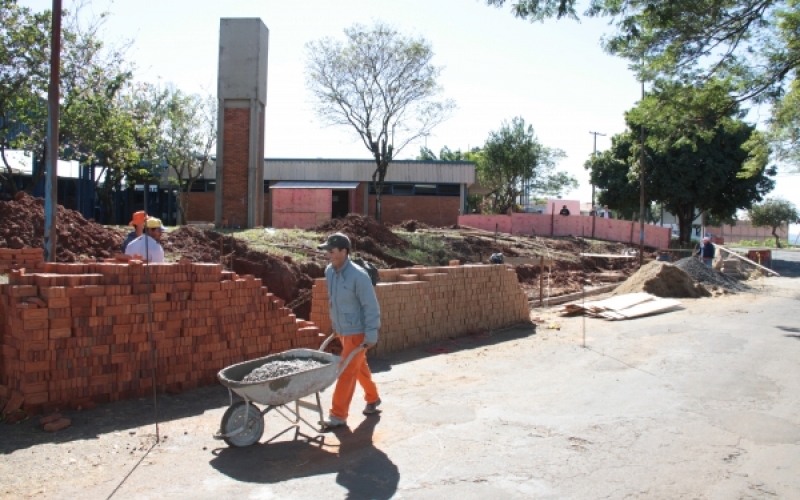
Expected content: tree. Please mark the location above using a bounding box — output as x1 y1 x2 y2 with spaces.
305 22 455 221
589 83 776 244
416 145 481 162
585 135 641 219
749 198 799 248
155 87 216 226
488 0 800 172
0 0 51 195
478 117 574 214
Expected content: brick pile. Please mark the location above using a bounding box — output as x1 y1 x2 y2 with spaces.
310 264 530 356
0 248 44 274
0 261 322 415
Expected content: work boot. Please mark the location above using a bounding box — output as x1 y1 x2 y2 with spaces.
363 398 382 415
323 415 346 429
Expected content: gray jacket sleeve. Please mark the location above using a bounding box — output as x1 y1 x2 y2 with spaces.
356 273 381 343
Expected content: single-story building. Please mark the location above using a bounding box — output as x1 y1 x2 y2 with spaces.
185 158 476 228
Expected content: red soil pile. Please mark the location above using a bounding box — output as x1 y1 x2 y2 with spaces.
394 220 431 232
0 193 123 262
314 214 409 249
165 226 326 313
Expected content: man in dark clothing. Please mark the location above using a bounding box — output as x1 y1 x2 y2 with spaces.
559 205 570 216
695 237 716 267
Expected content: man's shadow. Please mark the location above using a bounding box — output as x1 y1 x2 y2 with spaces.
209 415 398 500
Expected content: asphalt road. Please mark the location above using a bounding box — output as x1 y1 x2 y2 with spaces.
2 277 800 499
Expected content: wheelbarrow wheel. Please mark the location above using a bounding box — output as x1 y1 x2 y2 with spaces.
220 401 264 447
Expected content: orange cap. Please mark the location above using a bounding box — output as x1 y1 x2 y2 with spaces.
129 211 147 226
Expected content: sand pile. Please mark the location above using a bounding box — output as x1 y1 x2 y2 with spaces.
614 261 710 298
0 193 123 262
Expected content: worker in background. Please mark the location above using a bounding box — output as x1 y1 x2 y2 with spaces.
125 217 168 263
121 211 147 253
695 236 716 267
318 232 381 429
600 205 611 218
559 205 570 216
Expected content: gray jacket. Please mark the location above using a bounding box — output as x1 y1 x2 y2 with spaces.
325 258 381 343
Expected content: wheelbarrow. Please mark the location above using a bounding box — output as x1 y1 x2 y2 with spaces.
213 334 364 447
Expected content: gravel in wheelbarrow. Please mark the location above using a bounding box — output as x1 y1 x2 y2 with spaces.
242 358 330 383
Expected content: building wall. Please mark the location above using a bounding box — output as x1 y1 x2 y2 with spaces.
187 191 270 226
368 195 460 226
271 188 332 229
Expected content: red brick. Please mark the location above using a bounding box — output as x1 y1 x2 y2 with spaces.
39 412 62 425
43 418 71 432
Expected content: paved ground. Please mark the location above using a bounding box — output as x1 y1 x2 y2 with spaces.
2 277 800 499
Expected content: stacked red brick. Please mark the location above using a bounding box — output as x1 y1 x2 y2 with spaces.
0 248 44 274
0 261 321 414
310 264 530 356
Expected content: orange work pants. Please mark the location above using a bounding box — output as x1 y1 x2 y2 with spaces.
330 334 379 420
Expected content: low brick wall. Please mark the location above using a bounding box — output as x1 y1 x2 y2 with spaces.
310 264 530 356
0 261 321 414
0 248 44 274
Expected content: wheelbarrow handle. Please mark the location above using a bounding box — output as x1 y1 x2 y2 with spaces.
319 333 337 352
336 345 366 377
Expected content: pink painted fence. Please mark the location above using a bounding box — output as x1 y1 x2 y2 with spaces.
459 214 671 249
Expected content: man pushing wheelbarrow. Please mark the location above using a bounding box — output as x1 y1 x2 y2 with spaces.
318 232 382 429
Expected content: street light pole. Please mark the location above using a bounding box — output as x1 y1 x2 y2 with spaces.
589 131 606 209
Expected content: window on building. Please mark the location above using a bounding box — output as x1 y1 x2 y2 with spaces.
368 183 392 195
413 184 437 195
264 180 270 193
392 183 414 195
437 184 461 197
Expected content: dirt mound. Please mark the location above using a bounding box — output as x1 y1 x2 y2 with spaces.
394 220 430 232
0 193 123 262
165 226 315 307
673 257 750 292
314 215 408 249
614 261 710 298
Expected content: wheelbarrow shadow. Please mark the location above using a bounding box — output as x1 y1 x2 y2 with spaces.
209 415 398 500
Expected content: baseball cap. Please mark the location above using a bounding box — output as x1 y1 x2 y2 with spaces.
145 218 168 231
129 211 147 226
318 232 351 251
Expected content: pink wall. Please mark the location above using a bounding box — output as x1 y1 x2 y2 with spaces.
459 214 671 249
271 188 332 229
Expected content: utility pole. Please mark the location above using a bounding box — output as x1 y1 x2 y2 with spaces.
589 131 606 210
639 79 646 267
44 0 62 262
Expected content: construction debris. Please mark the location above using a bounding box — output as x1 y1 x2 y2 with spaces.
673 257 750 293
614 261 710 298
559 293 682 320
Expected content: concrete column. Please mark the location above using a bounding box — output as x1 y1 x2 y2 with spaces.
215 18 269 228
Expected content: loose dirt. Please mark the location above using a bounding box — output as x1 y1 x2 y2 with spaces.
614 261 710 298
0 193 123 262
164 226 325 317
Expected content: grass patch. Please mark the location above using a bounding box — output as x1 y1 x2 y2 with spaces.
732 238 796 249
385 231 463 266
214 228 323 262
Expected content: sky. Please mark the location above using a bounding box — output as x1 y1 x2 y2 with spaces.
19 0 800 229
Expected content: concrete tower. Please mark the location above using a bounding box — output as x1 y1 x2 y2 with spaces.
215 18 269 228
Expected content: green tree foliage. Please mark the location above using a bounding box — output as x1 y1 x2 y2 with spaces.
154 87 216 225
748 198 799 247
0 0 50 194
588 83 775 244
478 117 575 214
416 145 481 162
487 0 800 168
305 21 455 221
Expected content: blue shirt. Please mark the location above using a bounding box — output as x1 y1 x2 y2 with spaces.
325 258 381 343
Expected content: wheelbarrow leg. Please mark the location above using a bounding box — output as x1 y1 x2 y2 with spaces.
315 392 324 427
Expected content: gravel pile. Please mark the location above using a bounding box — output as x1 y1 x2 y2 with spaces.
674 257 750 293
242 358 328 383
